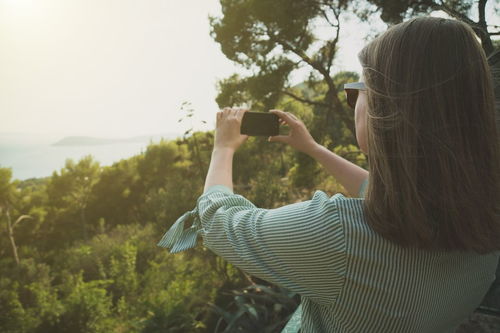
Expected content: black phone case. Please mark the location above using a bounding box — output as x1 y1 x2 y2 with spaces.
240 112 280 136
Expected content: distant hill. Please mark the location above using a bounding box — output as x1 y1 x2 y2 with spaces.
51 133 182 146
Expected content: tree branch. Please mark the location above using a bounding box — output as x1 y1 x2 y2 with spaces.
432 1 476 27
13 215 33 228
320 8 339 28
270 34 337 99
281 90 329 107
478 0 487 26
6 208 19 265
325 3 341 74
430 0 493 54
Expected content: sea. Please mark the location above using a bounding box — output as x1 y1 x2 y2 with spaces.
0 132 183 181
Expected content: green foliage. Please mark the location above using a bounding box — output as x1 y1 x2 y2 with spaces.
211 284 300 333
1 2 499 332
108 241 139 301
215 74 252 108
87 156 143 230
47 155 101 210
1 120 496 332
0 278 31 333
247 165 289 208
360 0 474 25
136 140 182 190
54 272 115 333
210 0 499 156
0 72 372 331
210 0 361 149
0 128 355 332
216 59 296 111
42 156 101 247
18 259 63 329
287 153 320 190
0 167 19 207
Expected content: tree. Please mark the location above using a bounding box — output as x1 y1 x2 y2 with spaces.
46 155 101 244
210 0 499 147
210 0 355 145
177 101 210 183
4 211 32 266
85 156 142 231
360 0 499 55
0 168 34 266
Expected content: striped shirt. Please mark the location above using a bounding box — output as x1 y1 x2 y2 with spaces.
163 178 499 332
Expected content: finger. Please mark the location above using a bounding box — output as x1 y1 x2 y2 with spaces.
286 112 299 120
236 108 247 121
222 107 231 117
269 109 297 125
230 108 238 119
268 135 289 143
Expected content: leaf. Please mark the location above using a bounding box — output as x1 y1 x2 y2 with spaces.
210 304 233 323
226 309 246 331
244 304 259 320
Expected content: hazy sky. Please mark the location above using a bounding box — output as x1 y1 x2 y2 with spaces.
1 0 497 138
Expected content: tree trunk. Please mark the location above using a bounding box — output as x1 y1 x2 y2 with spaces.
81 205 87 240
6 208 20 266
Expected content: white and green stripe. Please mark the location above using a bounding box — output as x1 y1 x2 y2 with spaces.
159 180 499 332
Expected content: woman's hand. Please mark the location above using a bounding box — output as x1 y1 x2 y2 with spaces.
214 107 249 152
268 109 319 155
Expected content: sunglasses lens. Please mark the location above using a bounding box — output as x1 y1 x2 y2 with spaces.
345 89 358 109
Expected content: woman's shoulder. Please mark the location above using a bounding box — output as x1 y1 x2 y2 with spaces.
305 190 365 225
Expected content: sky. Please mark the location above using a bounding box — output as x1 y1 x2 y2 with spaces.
0 0 498 139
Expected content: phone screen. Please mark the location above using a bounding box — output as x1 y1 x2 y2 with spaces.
240 111 280 136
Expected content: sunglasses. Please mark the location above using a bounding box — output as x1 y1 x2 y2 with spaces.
343 82 366 109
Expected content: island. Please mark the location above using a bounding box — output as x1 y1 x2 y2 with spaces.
51 133 181 146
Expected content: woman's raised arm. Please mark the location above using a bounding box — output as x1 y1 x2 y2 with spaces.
268 109 368 197
309 144 369 198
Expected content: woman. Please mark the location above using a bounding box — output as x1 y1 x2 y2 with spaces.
159 16 500 332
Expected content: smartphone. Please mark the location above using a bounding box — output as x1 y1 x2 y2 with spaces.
241 111 280 136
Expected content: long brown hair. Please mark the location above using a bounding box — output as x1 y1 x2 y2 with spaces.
357 16 500 254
